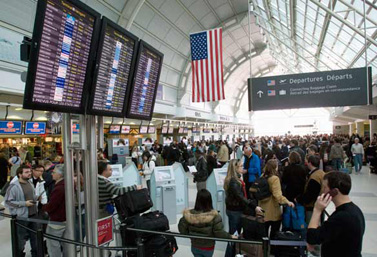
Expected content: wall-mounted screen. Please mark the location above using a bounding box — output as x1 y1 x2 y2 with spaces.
139 126 148 134
178 127 184 134
87 17 138 117
126 40 163 120
109 125 120 134
25 122 46 135
183 128 188 133
148 126 155 133
121 125 130 134
23 0 100 114
168 127 174 134
161 126 168 134
0 121 23 135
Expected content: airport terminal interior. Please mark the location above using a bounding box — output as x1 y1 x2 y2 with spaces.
0 0 377 256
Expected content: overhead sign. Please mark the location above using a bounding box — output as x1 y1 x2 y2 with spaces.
369 115 377 120
25 122 46 135
0 121 22 134
249 67 372 111
96 216 113 246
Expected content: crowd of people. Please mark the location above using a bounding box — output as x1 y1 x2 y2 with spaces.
0 132 372 257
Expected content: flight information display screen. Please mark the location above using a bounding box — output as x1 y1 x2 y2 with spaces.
87 18 138 117
126 40 163 120
23 0 100 114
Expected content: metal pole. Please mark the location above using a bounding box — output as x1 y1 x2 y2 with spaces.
10 216 18 257
363 0 370 105
97 116 104 150
136 237 145 257
262 237 269 257
82 115 93 257
87 115 100 257
36 228 44 257
75 149 83 257
248 0 253 78
62 113 77 257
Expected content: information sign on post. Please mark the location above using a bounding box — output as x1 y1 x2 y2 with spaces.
96 216 113 246
249 67 372 111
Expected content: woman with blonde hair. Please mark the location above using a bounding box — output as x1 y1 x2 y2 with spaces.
259 159 294 239
224 159 263 235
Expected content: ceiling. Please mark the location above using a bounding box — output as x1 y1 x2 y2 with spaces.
0 0 376 124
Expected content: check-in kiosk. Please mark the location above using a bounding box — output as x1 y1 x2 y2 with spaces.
150 166 177 224
108 162 141 188
172 162 189 214
107 138 130 167
206 168 228 231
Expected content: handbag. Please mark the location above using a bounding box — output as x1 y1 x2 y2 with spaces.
282 204 307 231
114 188 153 219
241 214 267 240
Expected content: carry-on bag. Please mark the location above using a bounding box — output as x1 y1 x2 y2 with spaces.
133 211 170 238
273 231 307 257
114 188 153 220
241 214 267 240
282 204 307 231
235 241 263 257
144 234 178 257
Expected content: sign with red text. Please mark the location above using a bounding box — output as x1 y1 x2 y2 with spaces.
96 216 113 246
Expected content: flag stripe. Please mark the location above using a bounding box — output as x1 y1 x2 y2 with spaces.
205 59 210 102
214 29 220 101
209 30 215 101
219 28 224 99
191 62 195 102
200 59 205 102
195 60 200 102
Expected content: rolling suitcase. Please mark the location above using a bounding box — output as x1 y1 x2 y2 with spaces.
235 241 263 257
273 231 307 257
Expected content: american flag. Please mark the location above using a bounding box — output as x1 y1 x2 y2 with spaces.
190 28 224 102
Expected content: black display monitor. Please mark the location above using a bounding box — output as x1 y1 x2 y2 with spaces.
23 0 100 114
126 40 164 120
87 17 138 117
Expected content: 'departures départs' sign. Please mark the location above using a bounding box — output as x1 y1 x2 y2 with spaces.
248 67 372 111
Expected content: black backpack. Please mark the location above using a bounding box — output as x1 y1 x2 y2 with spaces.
249 176 271 200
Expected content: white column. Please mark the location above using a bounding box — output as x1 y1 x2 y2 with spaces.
370 120 377 136
356 122 365 137
349 123 356 135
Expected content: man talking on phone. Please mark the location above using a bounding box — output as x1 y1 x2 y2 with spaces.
307 171 365 257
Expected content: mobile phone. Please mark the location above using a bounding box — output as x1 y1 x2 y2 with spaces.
326 189 338 198
30 200 37 204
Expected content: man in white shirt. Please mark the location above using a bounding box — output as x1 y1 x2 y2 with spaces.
351 138 364 174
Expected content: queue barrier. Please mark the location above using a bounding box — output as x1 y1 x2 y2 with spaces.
1 211 310 257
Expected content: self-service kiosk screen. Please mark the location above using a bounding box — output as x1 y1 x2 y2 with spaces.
110 164 122 178
157 169 171 180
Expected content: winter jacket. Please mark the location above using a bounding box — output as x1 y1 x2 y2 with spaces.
194 156 208 182
4 176 37 218
282 163 307 202
225 177 255 212
30 177 48 206
142 156 156 180
206 155 217 176
298 168 325 210
178 209 231 248
243 153 261 183
217 145 229 162
329 143 344 160
258 175 290 222
290 146 306 165
42 179 66 222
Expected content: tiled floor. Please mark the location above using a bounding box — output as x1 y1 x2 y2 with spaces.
1 166 377 256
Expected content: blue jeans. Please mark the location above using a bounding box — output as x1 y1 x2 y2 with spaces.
332 158 342 170
354 154 363 172
191 246 214 257
225 210 243 257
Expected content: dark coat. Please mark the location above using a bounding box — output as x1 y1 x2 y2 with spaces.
42 179 65 222
225 177 255 212
178 209 230 248
194 156 208 182
282 163 307 202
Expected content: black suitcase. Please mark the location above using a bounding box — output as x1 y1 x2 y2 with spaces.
144 234 178 257
241 214 267 240
273 231 307 257
133 211 170 238
114 188 153 220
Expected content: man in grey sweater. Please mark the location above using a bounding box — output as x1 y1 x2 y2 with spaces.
5 165 38 257
351 138 364 174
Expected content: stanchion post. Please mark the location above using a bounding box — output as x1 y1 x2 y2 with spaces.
136 237 145 257
10 215 18 257
262 237 269 257
36 228 44 257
